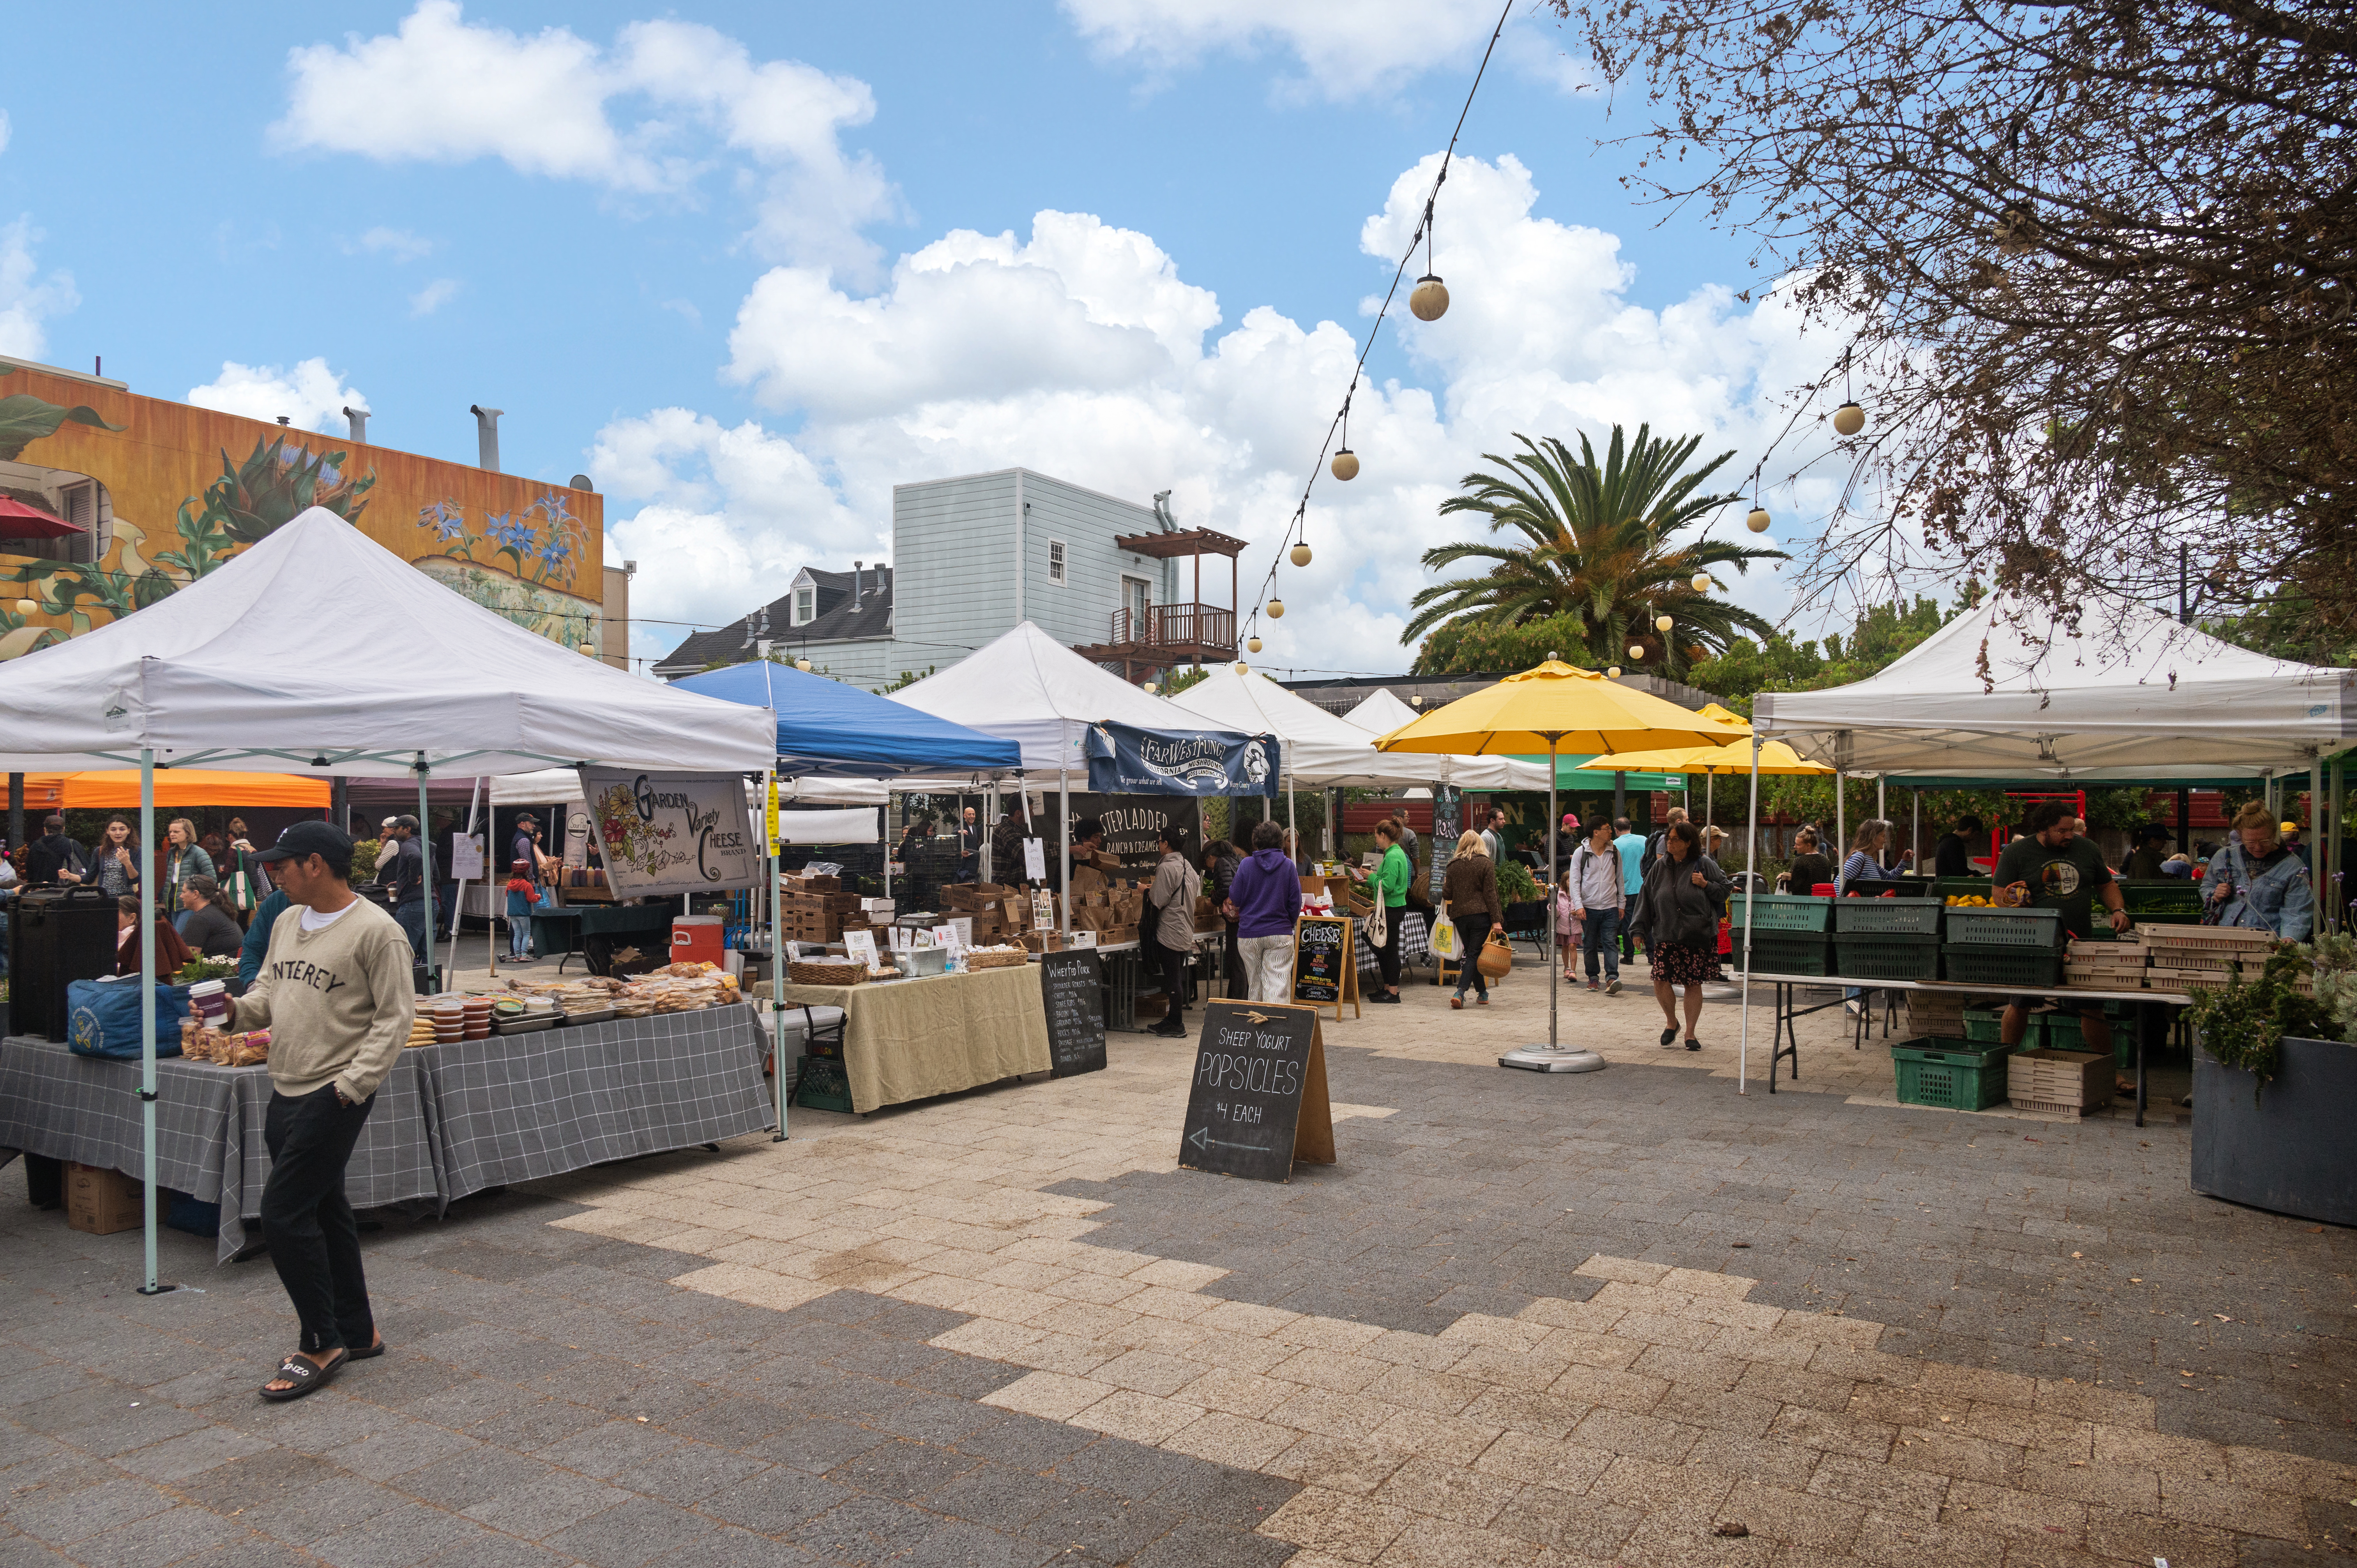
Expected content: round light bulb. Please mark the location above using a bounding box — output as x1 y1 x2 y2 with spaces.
1409 275 1450 322
1654 614 1673 632
1832 401 1866 437
1606 666 1622 678
1267 599 1285 619
1746 507 1771 533
1690 572 1712 593
578 642 597 656
1248 636 1264 653
1330 448 1359 482
1628 643 1646 660
1144 682 1158 694
1290 542 1312 568
794 657 812 671
14 599 35 618
1234 661 1249 675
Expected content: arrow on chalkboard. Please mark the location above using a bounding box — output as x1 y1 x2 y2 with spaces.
1187 1125 1263 1154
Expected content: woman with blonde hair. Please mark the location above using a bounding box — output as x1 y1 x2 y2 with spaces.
2201 802 2315 939
1442 828 1503 1008
161 817 214 909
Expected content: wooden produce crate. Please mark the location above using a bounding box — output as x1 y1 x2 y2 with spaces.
2007 1048 2113 1115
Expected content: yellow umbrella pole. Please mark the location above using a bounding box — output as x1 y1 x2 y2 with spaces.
1739 734 1760 1095
1499 734 1604 1072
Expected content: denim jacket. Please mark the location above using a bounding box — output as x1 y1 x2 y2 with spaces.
2200 841 2315 941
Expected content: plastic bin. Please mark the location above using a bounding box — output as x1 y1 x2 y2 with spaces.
793 1052 855 1112
1962 1006 2009 1044
1942 946 2064 988
1834 899 1944 935
1892 1037 2013 1111
1734 931 1834 976
1944 907 2065 949
1833 933 1942 981
1730 893 1834 932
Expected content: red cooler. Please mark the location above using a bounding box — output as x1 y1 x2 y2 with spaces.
671 916 725 967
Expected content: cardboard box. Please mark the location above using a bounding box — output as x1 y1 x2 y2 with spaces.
785 873 841 892
66 1162 141 1236
1021 929 1065 953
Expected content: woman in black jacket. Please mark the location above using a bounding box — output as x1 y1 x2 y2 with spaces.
1631 820 1729 1052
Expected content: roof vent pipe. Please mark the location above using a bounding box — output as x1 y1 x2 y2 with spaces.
343 406 370 443
468 404 504 472
1152 490 1176 532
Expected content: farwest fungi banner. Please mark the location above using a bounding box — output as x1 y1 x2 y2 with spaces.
1083 722 1277 797
578 768 757 895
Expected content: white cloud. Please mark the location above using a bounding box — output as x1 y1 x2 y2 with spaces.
186 357 369 433
1062 0 1588 99
408 277 460 316
275 2 895 274
0 219 80 362
353 226 435 261
599 155 1852 671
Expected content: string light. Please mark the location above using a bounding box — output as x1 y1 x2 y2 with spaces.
1627 643 1646 660
1267 599 1285 619
1654 614 1673 632
1833 346 1866 436
795 657 812 671
1690 571 1712 592
1606 665 1622 678
1247 636 1263 653
14 599 35 617
1233 0 1513 652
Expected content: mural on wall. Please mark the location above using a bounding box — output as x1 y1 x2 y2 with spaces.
0 363 603 661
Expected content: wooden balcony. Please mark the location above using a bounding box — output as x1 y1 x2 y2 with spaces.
1071 601 1237 683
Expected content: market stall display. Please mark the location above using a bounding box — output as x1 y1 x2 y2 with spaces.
773 964 1052 1113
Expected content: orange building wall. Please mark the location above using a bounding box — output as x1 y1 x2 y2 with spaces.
0 360 604 660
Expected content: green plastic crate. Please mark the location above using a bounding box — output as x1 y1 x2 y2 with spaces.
1941 946 2064 988
1730 893 1834 933
1834 898 1945 935
1892 1036 2013 1111
1735 931 1834 976
1833 933 1943 981
1962 1006 2009 1043
1944 907 2066 949
2040 1011 2088 1051
793 1053 855 1113
1933 877 1997 899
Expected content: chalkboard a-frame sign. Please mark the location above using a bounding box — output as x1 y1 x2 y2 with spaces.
1040 949 1107 1078
1176 999 1336 1184
1290 914 1359 1021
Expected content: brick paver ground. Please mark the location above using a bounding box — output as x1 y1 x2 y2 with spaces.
2 964 2346 1568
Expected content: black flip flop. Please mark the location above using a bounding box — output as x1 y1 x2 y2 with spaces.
348 1334 387 1361
1659 1027 1678 1047
261 1348 348 1402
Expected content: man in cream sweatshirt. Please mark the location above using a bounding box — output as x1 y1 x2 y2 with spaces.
235 821 417 1401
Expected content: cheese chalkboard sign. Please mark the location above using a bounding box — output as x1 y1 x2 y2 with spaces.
1040 949 1106 1077
1290 914 1358 1018
1176 999 1336 1183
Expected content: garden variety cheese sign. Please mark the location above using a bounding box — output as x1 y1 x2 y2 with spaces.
577 768 756 895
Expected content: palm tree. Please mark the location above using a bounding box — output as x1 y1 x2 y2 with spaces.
1404 426 1787 679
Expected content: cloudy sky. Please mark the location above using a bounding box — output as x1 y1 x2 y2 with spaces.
0 2 1865 674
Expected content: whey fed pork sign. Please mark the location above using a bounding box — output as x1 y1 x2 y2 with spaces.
1084 722 1277 797
578 768 756 896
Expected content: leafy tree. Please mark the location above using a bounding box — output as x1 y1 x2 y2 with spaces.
1160 664 1212 696
1412 613 1596 676
1556 0 2357 629
1689 595 1953 715
1405 427 1786 678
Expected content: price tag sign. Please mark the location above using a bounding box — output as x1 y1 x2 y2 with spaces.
1023 837 1047 883
843 929 881 974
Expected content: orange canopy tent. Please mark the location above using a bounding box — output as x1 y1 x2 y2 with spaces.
16 771 331 810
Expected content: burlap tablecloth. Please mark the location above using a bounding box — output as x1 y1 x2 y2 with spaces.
775 965 1051 1113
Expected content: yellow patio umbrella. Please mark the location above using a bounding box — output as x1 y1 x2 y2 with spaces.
1374 661 1747 1073
1578 737 1834 858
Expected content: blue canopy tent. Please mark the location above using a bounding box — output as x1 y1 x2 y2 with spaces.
672 660 1021 778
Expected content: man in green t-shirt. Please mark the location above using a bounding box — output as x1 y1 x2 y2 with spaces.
1991 800 2129 1052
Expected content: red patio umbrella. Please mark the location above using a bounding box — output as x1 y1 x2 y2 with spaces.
0 497 83 539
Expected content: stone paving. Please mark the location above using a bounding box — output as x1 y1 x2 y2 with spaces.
2 967 2348 1568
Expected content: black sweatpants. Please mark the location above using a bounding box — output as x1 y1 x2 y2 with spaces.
1158 941 1191 1024
262 1084 378 1356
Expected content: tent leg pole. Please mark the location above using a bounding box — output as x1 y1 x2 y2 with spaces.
769 766 788 1141
1835 770 1846 894
1740 738 1760 1096
416 755 436 993
1912 789 1921 872
137 749 170 1294
1060 765 1070 936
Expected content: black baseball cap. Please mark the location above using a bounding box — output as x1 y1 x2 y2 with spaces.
256 820 354 864
390 814 419 832
514 812 537 825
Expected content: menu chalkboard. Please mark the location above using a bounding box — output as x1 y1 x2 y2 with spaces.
1041 950 1107 1077
1291 914 1357 1017
1177 1000 1336 1183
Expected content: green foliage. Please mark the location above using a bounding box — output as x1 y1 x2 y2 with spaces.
1413 613 1596 676
878 665 936 694
1689 596 1956 716
1406 427 1785 679
1495 857 1541 904
2188 941 2336 1102
350 838 383 884
175 955 237 984
2082 788 2153 833
1160 665 1211 696
2198 594 2357 669
0 367 124 463
203 436 375 544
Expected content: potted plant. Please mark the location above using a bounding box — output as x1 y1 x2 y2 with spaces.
2188 936 2357 1226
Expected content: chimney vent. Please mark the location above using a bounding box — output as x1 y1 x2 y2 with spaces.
276 416 290 427
343 406 370 442
468 404 504 472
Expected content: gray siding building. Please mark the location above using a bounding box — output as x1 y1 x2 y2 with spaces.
655 468 1241 690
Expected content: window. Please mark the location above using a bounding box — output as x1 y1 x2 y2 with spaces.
1047 539 1066 584
793 586 815 625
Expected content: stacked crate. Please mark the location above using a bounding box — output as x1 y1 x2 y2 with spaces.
1905 991 1970 1038
1941 906 2066 987
1726 893 1834 975
1831 896 1943 982
2064 934 2151 990
2145 924 2283 992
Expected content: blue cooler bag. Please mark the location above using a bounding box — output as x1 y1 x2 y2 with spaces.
66 978 191 1061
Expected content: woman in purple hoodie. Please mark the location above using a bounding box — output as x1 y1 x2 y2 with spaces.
1223 820 1305 1002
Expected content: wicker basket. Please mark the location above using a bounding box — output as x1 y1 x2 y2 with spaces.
788 960 871 987
966 948 1031 970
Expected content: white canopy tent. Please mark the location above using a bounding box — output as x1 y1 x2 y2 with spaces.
489 769 886 807
0 509 781 1290
890 621 1263 925
1344 689 1555 792
1729 591 2357 1092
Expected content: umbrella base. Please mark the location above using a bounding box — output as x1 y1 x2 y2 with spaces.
1499 1045 1606 1073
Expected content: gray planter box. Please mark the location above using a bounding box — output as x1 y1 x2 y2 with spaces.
2192 1035 2357 1226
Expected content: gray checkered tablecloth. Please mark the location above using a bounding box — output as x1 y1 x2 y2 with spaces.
0 1036 439 1263
412 1001 774 1200
1355 909 1430 976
